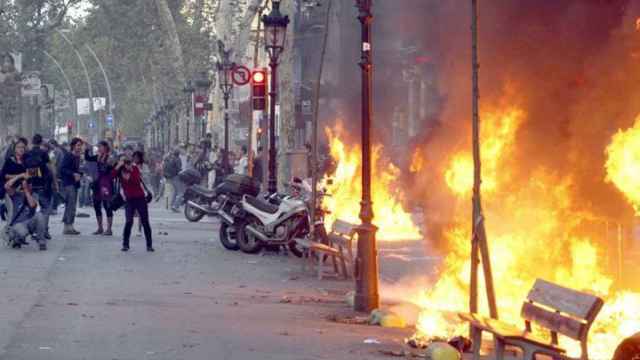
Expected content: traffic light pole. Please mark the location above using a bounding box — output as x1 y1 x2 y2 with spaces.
267 61 278 194
223 94 230 175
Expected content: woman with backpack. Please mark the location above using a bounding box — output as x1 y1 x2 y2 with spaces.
112 151 154 252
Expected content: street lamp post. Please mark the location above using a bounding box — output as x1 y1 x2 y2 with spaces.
217 42 235 175
193 71 212 142
262 0 289 194
353 0 379 313
183 81 194 145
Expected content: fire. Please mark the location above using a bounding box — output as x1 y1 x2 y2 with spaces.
443 107 523 196
410 150 425 173
407 103 640 359
323 123 422 241
605 114 640 215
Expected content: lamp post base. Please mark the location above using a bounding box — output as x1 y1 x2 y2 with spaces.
354 221 379 313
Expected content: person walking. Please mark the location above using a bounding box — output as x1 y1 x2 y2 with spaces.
163 149 182 212
28 134 54 240
112 152 154 252
85 140 115 235
60 137 84 235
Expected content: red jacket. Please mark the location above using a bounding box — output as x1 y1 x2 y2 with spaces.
113 165 146 199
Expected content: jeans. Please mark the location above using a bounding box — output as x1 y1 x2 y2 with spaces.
13 213 46 245
169 177 184 209
33 190 52 234
123 197 152 248
62 185 78 225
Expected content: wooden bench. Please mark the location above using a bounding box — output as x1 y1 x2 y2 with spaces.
326 220 357 277
459 279 604 360
298 238 348 280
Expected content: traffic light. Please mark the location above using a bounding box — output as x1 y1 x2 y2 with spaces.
251 69 267 111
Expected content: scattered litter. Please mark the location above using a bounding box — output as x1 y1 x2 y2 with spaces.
183 292 193 295
238 285 247 288
278 331 290 336
345 291 355 307
288 276 299 281
447 336 471 353
145 351 156 355
326 314 369 325
66 302 78 306
378 349 424 358
57 257 66 261
369 309 407 328
39 346 52 350
424 342 461 360
363 338 381 345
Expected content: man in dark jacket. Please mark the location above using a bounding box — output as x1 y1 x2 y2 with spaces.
163 149 183 212
28 134 54 240
60 137 84 235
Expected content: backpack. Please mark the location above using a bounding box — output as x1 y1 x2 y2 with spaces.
163 156 181 179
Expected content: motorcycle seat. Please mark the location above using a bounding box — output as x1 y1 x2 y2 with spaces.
245 195 279 214
192 185 218 199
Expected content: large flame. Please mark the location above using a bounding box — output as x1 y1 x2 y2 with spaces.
409 104 640 359
605 114 640 215
323 123 422 241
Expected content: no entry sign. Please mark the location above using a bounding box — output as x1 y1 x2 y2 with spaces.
232 65 251 86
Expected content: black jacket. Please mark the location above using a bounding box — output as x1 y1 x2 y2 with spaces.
60 151 81 188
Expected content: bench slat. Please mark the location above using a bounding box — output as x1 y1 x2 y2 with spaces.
331 219 357 236
527 279 603 320
458 313 564 351
521 302 586 341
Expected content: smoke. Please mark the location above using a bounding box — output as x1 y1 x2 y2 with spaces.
407 0 640 227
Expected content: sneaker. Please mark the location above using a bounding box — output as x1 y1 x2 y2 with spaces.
63 228 81 235
121 246 129 252
39 243 47 251
103 230 112 236
92 229 104 235
44 232 51 240
147 247 155 252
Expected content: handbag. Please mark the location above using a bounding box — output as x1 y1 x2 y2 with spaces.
141 179 153 204
110 179 125 211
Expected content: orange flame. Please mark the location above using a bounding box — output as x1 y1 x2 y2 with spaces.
408 104 640 359
323 123 422 241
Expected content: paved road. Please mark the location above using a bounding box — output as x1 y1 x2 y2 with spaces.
0 203 431 360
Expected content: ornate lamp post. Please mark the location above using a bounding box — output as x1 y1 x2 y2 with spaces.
183 81 195 144
193 71 212 140
217 42 235 175
262 0 289 194
353 0 379 313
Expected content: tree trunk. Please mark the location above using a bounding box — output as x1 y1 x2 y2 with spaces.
278 0 297 186
154 0 187 143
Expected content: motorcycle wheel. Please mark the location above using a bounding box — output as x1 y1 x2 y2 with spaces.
219 222 240 251
184 203 205 222
237 218 263 254
288 241 304 258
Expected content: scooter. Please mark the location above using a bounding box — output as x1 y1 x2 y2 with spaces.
183 183 223 222
236 179 327 256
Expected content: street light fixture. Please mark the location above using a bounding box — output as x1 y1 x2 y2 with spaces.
353 0 379 313
216 41 235 175
262 0 290 194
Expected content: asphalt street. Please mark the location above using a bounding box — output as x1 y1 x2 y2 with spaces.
0 202 436 360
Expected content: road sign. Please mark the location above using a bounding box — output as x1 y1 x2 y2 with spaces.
232 65 251 86
21 71 41 96
106 114 114 127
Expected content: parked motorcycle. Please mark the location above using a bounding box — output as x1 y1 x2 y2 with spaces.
179 169 212 222
236 178 328 256
215 174 262 251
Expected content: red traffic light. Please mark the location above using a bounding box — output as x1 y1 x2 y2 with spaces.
252 70 265 84
251 69 267 111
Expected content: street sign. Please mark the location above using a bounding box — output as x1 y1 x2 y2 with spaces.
232 65 251 86
106 114 114 127
21 71 41 97
77 98 91 115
